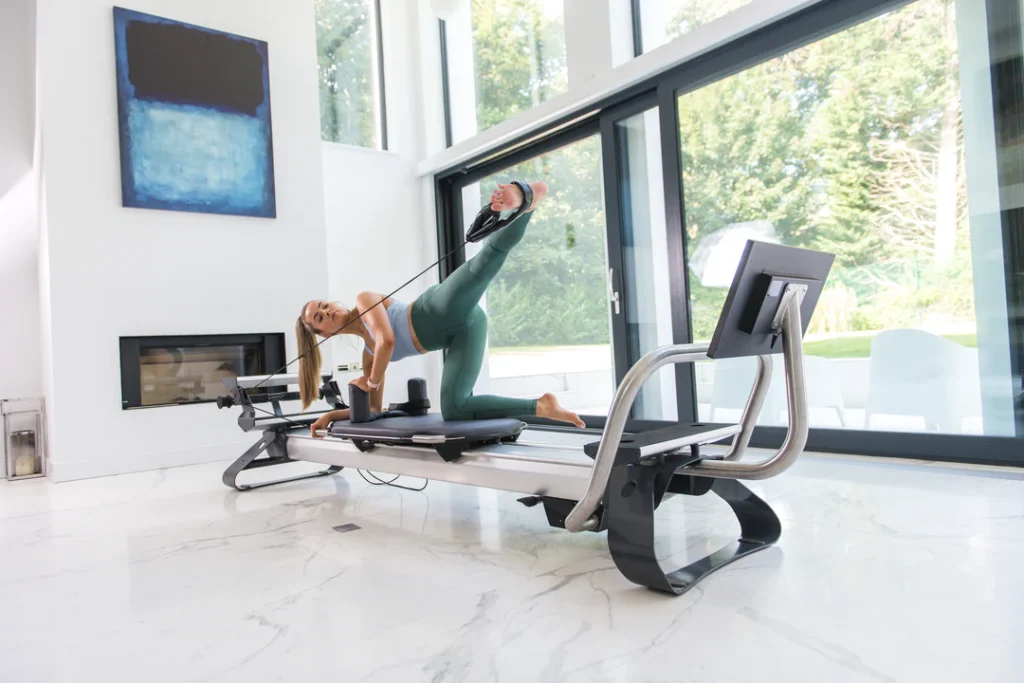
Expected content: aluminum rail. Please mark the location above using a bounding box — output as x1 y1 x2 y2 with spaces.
286 433 595 501
564 287 808 533
562 342 711 532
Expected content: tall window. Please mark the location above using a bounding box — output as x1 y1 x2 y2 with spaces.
458 135 615 415
637 0 754 53
437 0 1024 461
682 0 1010 436
315 0 387 149
443 0 568 145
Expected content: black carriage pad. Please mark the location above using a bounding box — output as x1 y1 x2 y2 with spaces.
327 413 525 462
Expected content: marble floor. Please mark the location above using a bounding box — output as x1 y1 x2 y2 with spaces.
2 436 1023 683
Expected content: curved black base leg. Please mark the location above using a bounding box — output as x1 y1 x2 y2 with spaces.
605 465 781 595
222 431 342 491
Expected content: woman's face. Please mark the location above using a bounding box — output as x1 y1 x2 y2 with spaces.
303 300 349 337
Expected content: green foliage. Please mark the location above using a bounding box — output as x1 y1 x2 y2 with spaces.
471 0 567 131
471 0 975 349
679 0 972 340
315 0 378 147
474 135 611 347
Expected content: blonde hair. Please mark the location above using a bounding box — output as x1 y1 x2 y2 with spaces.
296 312 322 410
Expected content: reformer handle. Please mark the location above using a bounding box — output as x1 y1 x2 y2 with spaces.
563 289 809 533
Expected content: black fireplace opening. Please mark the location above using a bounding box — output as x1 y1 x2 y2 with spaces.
119 333 286 409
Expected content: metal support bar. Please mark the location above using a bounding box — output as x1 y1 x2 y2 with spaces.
232 373 332 389
563 343 711 532
565 287 808 533
688 290 807 479
222 430 342 491
286 434 595 501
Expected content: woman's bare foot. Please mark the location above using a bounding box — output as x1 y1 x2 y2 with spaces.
536 393 585 428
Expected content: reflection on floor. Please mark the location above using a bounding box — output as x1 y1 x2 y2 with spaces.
1 436 1022 682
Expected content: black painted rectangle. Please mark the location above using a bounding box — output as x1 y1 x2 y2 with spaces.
333 524 361 533
124 19 265 115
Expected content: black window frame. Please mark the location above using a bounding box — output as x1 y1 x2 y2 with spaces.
434 0 1024 467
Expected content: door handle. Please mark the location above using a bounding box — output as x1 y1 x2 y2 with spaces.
608 268 621 315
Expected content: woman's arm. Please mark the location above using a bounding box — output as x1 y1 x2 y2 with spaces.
310 409 350 438
348 292 391 395
363 346 385 412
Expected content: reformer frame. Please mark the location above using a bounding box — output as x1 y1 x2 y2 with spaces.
219 242 830 595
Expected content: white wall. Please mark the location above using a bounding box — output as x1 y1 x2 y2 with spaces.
322 0 443 408
36 0 330 480
0 174 42 400
0 0 41 401
0 0 35 198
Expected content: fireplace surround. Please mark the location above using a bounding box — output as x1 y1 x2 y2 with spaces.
119 334 286 409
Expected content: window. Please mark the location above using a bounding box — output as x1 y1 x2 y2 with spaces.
458 135 615 415
681 0 1017 436
436 0 1024 463
611 107 678 421
442 0 568 145
315 0 387 148
637 0 753 53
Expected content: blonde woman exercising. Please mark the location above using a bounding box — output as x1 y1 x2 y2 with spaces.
296 180 585 437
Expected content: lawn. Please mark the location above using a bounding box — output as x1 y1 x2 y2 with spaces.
490 333 979 360
803 333 977 358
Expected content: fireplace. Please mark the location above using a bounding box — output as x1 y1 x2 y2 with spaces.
119 334 286 409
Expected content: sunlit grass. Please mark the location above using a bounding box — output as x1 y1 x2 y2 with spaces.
490 333 979 359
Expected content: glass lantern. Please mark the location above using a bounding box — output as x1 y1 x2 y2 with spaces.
2 397 45 481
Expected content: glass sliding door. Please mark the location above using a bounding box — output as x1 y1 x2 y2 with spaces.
604 105 680 421
456 135 618 417
433 0 1024 462
676 0 1022 438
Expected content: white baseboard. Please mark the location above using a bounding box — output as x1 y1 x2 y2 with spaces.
45 438 256 482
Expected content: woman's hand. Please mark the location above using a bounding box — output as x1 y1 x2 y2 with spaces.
310 413 332 439
349 375 372 393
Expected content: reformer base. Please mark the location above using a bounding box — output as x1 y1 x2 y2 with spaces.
223 430 342 491
604 461 782 596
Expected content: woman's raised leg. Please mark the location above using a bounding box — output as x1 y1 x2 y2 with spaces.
412 211 533 350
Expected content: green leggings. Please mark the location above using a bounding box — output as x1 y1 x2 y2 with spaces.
410 212 536 420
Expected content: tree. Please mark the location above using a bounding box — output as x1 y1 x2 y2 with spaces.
315 0 377 146
467 1 604 348
468 0 973 346
471 0 567 131
674 0 970 338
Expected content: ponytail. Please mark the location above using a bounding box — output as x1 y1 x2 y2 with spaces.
296 315 322 410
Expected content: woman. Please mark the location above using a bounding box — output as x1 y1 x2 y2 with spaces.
296 180 586 437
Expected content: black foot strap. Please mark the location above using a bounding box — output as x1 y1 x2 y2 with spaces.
604 465 781 595
222 431 342 491
466 180 534 243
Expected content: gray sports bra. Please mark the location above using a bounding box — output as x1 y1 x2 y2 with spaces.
364 299 420 362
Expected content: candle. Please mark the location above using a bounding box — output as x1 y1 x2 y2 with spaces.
10 430 38 478
14 454 36 477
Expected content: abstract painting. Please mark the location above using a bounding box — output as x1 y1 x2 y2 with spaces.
112 8 276 218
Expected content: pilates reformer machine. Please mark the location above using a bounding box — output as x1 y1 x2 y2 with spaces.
218 241 834 595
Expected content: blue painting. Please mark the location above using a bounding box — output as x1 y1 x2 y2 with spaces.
112 8 276 218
